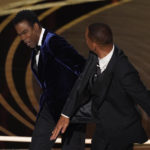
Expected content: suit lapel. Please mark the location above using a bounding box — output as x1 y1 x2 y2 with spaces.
41 29 48 45
105 46 119 74
78 51 97 94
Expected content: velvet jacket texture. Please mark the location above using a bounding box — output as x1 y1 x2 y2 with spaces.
62 46 150 145
31 30 85 120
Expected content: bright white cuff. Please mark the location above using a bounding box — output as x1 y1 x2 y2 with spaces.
61 113 69 118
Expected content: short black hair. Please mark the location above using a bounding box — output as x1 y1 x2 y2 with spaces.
88 23 113 45
13 10 40 27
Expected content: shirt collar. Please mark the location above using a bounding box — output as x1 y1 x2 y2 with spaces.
38 28 45 46
98 44 115 68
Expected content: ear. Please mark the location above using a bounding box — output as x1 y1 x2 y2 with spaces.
33 23 40 31
92 42 97 51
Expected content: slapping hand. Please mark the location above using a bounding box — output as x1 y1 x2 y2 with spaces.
50 115 70 140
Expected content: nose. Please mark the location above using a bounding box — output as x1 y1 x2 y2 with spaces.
20 34 26 41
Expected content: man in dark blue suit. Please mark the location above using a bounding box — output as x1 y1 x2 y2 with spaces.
13 10 85 150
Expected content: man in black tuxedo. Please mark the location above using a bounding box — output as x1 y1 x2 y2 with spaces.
51 23 150 150
13 10 86 150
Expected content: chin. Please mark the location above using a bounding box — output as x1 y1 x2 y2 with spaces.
31 46 35 49
91 49 96 53
29 45 35 49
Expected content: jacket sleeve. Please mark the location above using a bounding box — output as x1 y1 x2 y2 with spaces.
61 52 97 117
117 57 150 116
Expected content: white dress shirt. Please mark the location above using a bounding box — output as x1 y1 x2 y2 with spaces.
98 44 114 73
35 28 45 66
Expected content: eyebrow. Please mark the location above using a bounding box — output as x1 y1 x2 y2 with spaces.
18 29 27 36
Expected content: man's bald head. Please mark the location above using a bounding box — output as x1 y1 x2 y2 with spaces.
87 23 113 46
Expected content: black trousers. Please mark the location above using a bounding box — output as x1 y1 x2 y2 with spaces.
91 124 133 150
30 101 86 150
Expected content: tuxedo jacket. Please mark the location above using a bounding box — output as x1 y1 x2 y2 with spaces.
31 30 85 119
62 46 150 144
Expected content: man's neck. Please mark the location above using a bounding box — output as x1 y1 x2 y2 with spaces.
96 44 113 58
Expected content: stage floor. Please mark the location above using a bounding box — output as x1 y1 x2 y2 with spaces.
0 145 150 150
